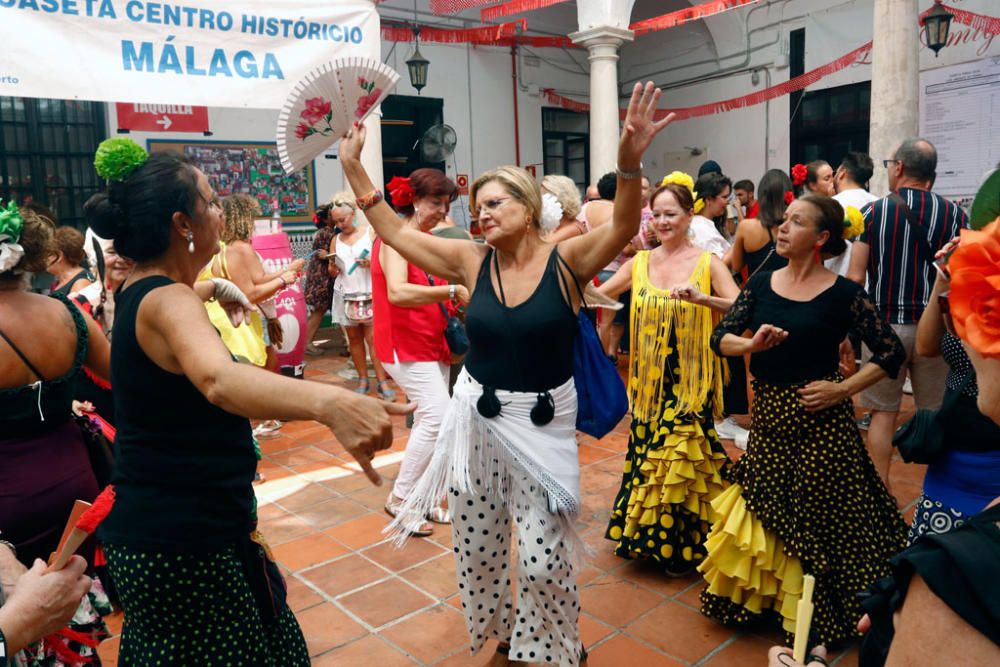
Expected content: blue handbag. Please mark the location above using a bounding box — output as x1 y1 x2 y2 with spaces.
556 255 628 438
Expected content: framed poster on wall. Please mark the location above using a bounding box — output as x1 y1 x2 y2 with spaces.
147 140 316 228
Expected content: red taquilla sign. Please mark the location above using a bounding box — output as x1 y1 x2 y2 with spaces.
115 103 209 133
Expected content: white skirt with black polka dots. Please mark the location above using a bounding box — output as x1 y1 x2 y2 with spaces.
386 368 582 550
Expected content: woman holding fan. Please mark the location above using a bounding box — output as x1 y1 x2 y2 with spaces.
341 82 674 667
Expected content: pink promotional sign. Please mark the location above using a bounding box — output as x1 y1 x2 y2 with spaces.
252 232 307 377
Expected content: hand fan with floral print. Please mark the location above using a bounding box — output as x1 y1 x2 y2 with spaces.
276 57 399 175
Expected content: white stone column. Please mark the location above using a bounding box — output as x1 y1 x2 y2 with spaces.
358 111 384 192
570 26 633 181
868 0 919 196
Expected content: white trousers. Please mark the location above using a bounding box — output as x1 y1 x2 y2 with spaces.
451 459 582 666
382 353 451 500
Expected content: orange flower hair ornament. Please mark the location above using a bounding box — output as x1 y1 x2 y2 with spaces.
947 220 1000 359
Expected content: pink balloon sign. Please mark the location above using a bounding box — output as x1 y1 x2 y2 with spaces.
252 232 307 377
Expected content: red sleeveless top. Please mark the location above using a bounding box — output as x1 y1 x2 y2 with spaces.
371 237 450 364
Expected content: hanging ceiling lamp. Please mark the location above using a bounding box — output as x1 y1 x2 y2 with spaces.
923 1 954 57
406 27 430 94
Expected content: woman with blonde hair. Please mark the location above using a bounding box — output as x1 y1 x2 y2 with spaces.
327 191 393 398
203 194 304 437
599 175 740 576
541 174 585 243
343 82 674 666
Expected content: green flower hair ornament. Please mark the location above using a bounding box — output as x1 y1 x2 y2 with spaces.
94 137 148 182
0 199 26 274
0 200 23 244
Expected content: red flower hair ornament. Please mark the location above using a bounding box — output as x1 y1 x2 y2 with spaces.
784 191 795 205
791 163 808 187
387 176 415 208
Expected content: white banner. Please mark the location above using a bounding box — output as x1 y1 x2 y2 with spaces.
0 0 379 109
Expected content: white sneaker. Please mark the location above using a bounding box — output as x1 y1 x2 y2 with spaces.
715 417 749 442
902 377 913 395
733 431 748 451
252 420 283 439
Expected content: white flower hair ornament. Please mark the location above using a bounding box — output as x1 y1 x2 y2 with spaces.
0 200 26 274
540 193 564 232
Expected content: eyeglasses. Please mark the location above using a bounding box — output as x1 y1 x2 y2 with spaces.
476 197 514 216
939 291 956 337
882 159 901 168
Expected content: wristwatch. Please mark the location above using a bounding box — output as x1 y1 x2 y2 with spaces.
448 284 456 300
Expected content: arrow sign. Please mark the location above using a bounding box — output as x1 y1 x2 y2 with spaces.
115 103 209 133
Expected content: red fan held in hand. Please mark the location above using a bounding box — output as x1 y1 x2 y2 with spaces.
276 57 400 175
47 486 116 572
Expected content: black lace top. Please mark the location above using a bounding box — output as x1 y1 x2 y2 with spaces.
711 272 904 384
0 293 87 437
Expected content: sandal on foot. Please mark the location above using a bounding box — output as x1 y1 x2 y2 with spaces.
305 343 323 356
426 506 451 524
354 378 371 394
384 494 433 537
376 379 396 401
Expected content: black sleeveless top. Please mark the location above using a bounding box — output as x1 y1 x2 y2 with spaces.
98 276 256 550
744 239 787 279
464 248 578 393
0 293 87 438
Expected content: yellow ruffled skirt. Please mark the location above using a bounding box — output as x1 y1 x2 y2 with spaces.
606 400 731 568
698 484 803 633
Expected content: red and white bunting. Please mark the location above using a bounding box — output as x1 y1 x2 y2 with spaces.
429 0 497 15
481 0 571 22
382 19 525 44
630 0 762 36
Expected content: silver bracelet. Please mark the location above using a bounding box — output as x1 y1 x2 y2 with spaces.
616 164 643 180
448 284 456 300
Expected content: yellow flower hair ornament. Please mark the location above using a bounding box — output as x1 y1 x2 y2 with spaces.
693 198 706 214
660 171 695 194
843 206 864 239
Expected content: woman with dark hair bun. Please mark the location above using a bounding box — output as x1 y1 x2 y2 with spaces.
374 168 467 536
726 169 793 277
82 140 411 665
0 202 113 664
700 194 908 646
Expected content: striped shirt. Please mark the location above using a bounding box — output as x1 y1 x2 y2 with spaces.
859 187 967 324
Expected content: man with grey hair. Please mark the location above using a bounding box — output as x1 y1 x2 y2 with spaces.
848 138 967 494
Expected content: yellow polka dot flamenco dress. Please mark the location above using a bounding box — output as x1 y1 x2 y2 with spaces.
605 251 731 574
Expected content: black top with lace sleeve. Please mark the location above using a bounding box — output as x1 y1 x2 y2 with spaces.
710 272 904 384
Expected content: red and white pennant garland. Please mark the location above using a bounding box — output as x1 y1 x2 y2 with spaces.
481 0 571 22
543 3 998 122
630 0 762 36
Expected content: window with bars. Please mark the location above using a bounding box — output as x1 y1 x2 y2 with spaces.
0 97 107 229
542 108 589 191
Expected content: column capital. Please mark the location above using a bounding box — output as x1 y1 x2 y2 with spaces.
569 26 634 51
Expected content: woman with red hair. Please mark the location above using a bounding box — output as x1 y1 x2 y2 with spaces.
375 169 469 536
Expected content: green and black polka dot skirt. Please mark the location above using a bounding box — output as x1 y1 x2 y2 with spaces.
104 542 310 666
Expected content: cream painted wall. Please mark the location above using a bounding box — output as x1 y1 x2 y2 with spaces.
626 0 1000 188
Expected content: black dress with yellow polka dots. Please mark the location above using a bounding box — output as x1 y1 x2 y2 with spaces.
698 273 908 646
605 251 731 573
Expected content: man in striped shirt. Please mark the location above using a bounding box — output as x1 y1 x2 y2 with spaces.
847 138 967 494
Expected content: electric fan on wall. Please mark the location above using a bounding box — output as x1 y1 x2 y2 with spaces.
276 57 400 175
420 124 458 163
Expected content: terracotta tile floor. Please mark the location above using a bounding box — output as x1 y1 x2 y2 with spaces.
97 341 920 666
